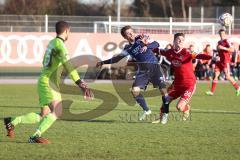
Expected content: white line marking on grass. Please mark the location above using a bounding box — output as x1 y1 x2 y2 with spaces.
74 100 240 114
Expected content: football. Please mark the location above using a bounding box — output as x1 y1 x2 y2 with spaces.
219 12 233 27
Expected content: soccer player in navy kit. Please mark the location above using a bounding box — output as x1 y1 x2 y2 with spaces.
96 25 169 120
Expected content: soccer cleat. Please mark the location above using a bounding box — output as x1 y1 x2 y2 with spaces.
139 110 152 121
183 105 191 121
161 113 169 124
205 91 214 96
236 89 240 96
28 136 50 144
4 117 15 138
152 119 160 124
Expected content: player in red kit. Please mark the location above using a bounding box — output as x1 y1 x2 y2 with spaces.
152 33 215 124
206 29 240 96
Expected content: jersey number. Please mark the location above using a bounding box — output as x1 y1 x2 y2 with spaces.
43 45 54 68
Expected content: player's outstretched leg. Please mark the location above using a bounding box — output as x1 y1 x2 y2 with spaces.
160 95 170 124
227 76 240 96
131 87 151 121
206 80 217 96
206 71 220 96
223 68 240 96
4 117 15 138
4 112 42 138
182 104 191 121
152 105 164 124
176 100 190 121
28 101 61 144
152 101 171 124
29 113 57 144
161 113 169 124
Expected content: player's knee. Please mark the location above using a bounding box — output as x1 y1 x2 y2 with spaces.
40 106 51 118
131 87 141 97
176 103 186 112
225 75 231 80
49 101 62 118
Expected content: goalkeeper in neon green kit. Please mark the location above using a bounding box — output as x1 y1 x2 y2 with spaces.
4 21 93 144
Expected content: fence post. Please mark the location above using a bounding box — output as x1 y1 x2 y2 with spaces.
45 14 48 33
188 6 192 30
232 6 235 30
117 0 121 22
212 24 215 35
201 6 204 29
229 24 232 35
108 16 112 34
94 23 97 33
169 17 172 34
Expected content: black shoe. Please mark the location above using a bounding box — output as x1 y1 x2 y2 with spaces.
28 136 50 144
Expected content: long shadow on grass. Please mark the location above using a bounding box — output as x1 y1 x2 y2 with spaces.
0 105 145 112
59 119 151 123
61 119 116 123
0 140 29 144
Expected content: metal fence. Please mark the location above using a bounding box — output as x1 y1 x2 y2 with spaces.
0 13 238 34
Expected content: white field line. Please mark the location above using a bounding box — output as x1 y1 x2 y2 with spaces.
73 100 240 114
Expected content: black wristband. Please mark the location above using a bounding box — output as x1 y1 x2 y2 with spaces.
75 79 83 86
102 59 112 64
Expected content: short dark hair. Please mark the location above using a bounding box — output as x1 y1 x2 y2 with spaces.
121 25 132 37
218 29 225 34
55 21 70 35
189 44 194 48
174 33 185 40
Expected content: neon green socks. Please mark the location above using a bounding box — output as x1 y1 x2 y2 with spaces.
11 112 41 126
32 113 57 137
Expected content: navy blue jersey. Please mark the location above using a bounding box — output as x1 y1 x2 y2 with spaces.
121 36 159 64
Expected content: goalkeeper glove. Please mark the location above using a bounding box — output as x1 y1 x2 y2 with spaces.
75 79 94 100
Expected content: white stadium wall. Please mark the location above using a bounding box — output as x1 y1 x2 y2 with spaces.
0 32 240 67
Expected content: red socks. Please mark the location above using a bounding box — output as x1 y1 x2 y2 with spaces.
211 80 217 93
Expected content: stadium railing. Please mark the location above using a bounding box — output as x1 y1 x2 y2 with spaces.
0 15 236 34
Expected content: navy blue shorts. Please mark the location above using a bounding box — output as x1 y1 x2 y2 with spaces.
132 63 166 89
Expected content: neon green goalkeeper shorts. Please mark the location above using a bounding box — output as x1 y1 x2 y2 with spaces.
37 80 61 107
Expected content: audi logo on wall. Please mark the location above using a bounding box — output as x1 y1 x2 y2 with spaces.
0 33 240 67
0 35 53 65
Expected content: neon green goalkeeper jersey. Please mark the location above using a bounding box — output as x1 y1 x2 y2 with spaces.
38 37 80 106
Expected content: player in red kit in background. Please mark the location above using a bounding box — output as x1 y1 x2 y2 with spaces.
152 33 216 124
206 29 240 96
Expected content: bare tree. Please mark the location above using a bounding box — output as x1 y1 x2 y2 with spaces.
160 0 167 17
168 0 174 17
131 0 150 17
181 0 187 20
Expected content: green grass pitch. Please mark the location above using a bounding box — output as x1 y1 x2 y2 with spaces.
0 83 239 160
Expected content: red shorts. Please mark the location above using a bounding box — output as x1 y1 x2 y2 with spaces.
214 62 230 74
168 84 196 103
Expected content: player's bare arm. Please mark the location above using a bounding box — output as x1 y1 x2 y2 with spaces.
96 53 127 68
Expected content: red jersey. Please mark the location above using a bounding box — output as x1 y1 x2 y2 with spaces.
161 48 212 87
217 39 232 64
